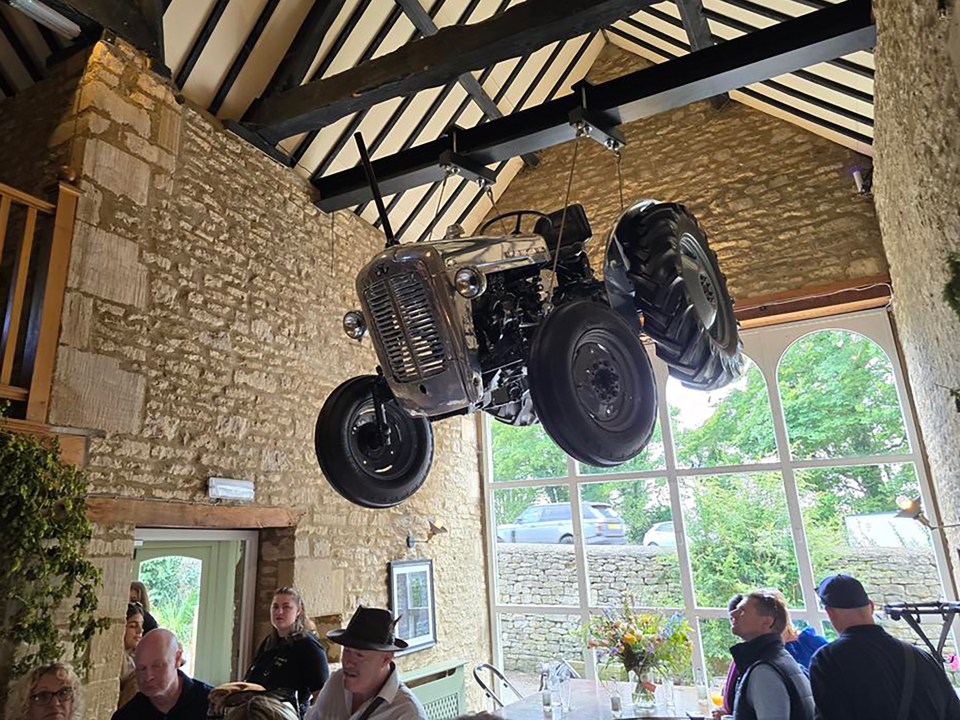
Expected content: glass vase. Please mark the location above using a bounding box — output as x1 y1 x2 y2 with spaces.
630 668 657 712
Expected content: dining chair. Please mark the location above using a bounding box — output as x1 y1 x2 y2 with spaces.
472 662 525 709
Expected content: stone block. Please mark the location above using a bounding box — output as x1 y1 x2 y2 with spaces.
68 223 148 307
157 106 183 155
296 559 344 616
60 291 93 348
49 347 146 433
78 79 151 138
82 138 151 206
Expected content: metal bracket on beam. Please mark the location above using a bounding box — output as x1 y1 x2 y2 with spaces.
437 127 497 186
569 107 626 153
569 83 626 152
438 150 497 186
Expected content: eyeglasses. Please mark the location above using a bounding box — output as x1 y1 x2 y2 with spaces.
30 687 74 706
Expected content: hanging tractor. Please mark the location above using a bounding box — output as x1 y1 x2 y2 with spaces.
313 135 744 508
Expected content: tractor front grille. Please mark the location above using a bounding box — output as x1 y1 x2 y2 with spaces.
364 270 447 383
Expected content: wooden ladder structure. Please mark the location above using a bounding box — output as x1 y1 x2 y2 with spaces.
0 177 80 425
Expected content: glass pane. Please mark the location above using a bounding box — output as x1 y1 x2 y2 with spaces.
580 479 683 607
669 358 777 469
139 556 202 675
491 421 567 481
799 464 943 607
681 473 802 608
698 617 736 692
498 612 584 695
778 330 909 460
494 486 578 606
578 422 666 474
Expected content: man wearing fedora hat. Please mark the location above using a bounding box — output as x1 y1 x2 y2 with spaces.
305 606 427 720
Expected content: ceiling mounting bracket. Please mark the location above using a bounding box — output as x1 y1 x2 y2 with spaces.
568 81 626 153
438 128 497 186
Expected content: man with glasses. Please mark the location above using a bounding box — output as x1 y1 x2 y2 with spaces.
112 628 211 720
809 573 960 720
729 590 815 720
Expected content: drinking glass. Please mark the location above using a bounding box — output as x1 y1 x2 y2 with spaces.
559 677 572 711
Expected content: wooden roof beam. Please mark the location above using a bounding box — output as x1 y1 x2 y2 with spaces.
394 0 539 168
46 0 166 69
311 0 875 211
242 0 657 144
673 0 728 109
260 0 347 99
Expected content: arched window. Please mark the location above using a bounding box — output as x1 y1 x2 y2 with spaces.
482 311 951 692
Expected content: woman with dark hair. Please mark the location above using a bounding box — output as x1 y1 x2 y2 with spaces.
119 602 145 708
244 586 329 718
129 581 158 633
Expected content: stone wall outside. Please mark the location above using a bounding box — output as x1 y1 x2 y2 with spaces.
484 44 888 301
496 544 945 671
872 0 960 594
0 40 489 717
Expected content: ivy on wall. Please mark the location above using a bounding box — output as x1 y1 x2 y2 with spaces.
0 413 109 682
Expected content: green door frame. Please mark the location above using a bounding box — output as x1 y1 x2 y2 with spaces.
134 529 258 684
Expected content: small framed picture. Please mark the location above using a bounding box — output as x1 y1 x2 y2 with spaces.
388 559 437 655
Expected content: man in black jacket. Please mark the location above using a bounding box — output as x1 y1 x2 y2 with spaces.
730 589 815 720
112 629 212 720
809 573 960 720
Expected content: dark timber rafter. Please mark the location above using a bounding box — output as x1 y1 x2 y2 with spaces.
243 0 660 143
45 0 165 69
393 0 539 169
312 0 875 211
259 0 347 99
673 0 728 109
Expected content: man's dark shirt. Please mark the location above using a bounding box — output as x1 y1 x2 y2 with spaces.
810 624 960 720
112 671 212 720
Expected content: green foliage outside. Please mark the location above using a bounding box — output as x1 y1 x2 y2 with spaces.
491 330 922 677
139 556 202 649
0 414 110 697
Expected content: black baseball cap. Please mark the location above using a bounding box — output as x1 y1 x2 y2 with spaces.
817 574 870 609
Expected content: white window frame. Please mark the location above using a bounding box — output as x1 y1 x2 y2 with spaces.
481 308 957 682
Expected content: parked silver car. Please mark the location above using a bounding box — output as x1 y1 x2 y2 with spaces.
496 502 627 545
641 520 676 547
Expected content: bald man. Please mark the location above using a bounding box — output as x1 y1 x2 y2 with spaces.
112 628 212 720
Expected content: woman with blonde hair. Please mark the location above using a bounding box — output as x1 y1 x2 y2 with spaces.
6 662 83 720
129 580 158 632
244 586 328 718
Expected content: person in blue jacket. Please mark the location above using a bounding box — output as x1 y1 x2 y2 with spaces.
784 620 829 671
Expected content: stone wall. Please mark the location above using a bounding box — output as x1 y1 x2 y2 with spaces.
484 44 887 301
495 544 945 670
0 39 488 717
872 1 960 593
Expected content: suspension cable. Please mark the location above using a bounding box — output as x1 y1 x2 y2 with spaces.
545 127 585 299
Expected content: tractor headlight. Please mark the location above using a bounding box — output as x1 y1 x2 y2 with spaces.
454 266 487 299
342 310 367 340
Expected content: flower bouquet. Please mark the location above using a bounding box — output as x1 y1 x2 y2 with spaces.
585 599 692 711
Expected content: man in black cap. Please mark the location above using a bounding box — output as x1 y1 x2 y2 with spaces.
809 573 960 720
305 606 427 720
